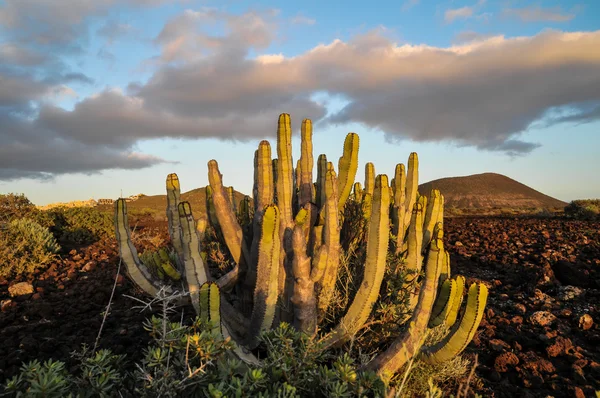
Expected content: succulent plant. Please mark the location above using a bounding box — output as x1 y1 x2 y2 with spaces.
114 113 488 384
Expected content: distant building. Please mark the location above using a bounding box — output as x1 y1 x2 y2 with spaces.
97 198 115 205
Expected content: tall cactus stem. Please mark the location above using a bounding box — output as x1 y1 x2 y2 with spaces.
324 174 390 348
403 153 419 227
178 201 210 313
365 223 444 380
337 133 359 212
245 205 281 348
166 173 184 267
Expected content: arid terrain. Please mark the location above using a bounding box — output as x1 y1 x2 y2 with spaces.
1 213 598 397
420 173 567 216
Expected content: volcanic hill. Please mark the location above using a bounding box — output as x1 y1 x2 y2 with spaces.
419 172 566 215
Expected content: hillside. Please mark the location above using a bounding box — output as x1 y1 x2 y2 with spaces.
97 187 246 220
419 172 566 215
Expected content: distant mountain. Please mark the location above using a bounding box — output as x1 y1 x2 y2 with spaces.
105 187 246 219
418 173 566 214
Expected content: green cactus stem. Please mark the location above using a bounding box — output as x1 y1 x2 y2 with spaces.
364 223 444 381
364 162 375 197
245 205 281 348
337 133 359 212
208 160 250 269
403 153 419 227
290 222 318 334
445 275 465 328
391 163 407 254
420 282 489 364
166 173 184 266
199 282 223 336
298 119 314 208
158 248 181 280
428 278 458 328
315 169 341 319
423 190 442 248
353 182 363 202
316 154 328 209
178 201 210 313
324 174 390 348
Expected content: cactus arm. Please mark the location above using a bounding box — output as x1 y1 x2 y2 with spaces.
158 248 181 280
178 201 210 314
199 282 223 336
428 278 457 328
290 224 318 334
391 164 407 254
404 198 425 283
364 162 375 197
254 141 274 211
403 153 419 227
364 224 444 381
440 251 451 282
323 175 390 348
298 119 314 208
245 204 281 348
316 154 328 209
198 282 260 366
445 275 465 327
353 182 363 202
166 173 184 266
276 113 294 229
208 160 250 268
420 283 489 364
337 133 359 212
315 169 341 319
423 190 442 247
114 199 172 296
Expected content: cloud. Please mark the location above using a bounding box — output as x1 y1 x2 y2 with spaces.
453 31 497 44
445 6 474 23
3 4 600 181
291 13 316 25
503 6 575 23
444 0 487 23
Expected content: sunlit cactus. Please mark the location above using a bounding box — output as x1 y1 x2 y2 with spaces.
114 113 488 385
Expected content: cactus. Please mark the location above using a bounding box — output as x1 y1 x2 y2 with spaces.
114 113 487 387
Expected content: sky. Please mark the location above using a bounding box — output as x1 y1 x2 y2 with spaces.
1 0 599 206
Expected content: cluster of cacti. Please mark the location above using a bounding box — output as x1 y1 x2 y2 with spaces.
114 113 488 383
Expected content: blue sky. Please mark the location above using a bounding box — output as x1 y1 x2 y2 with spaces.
1 0 599 205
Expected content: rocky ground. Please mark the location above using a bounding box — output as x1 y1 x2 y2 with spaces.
1 216 599 397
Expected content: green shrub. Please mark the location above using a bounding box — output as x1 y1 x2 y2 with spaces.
0 218 60 279
0 193 37 222
565 199 600 220
31 206 115 246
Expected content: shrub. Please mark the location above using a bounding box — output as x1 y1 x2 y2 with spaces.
565 199 600 220
32 206 115 246
0 218 60 279
0 193 37 222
